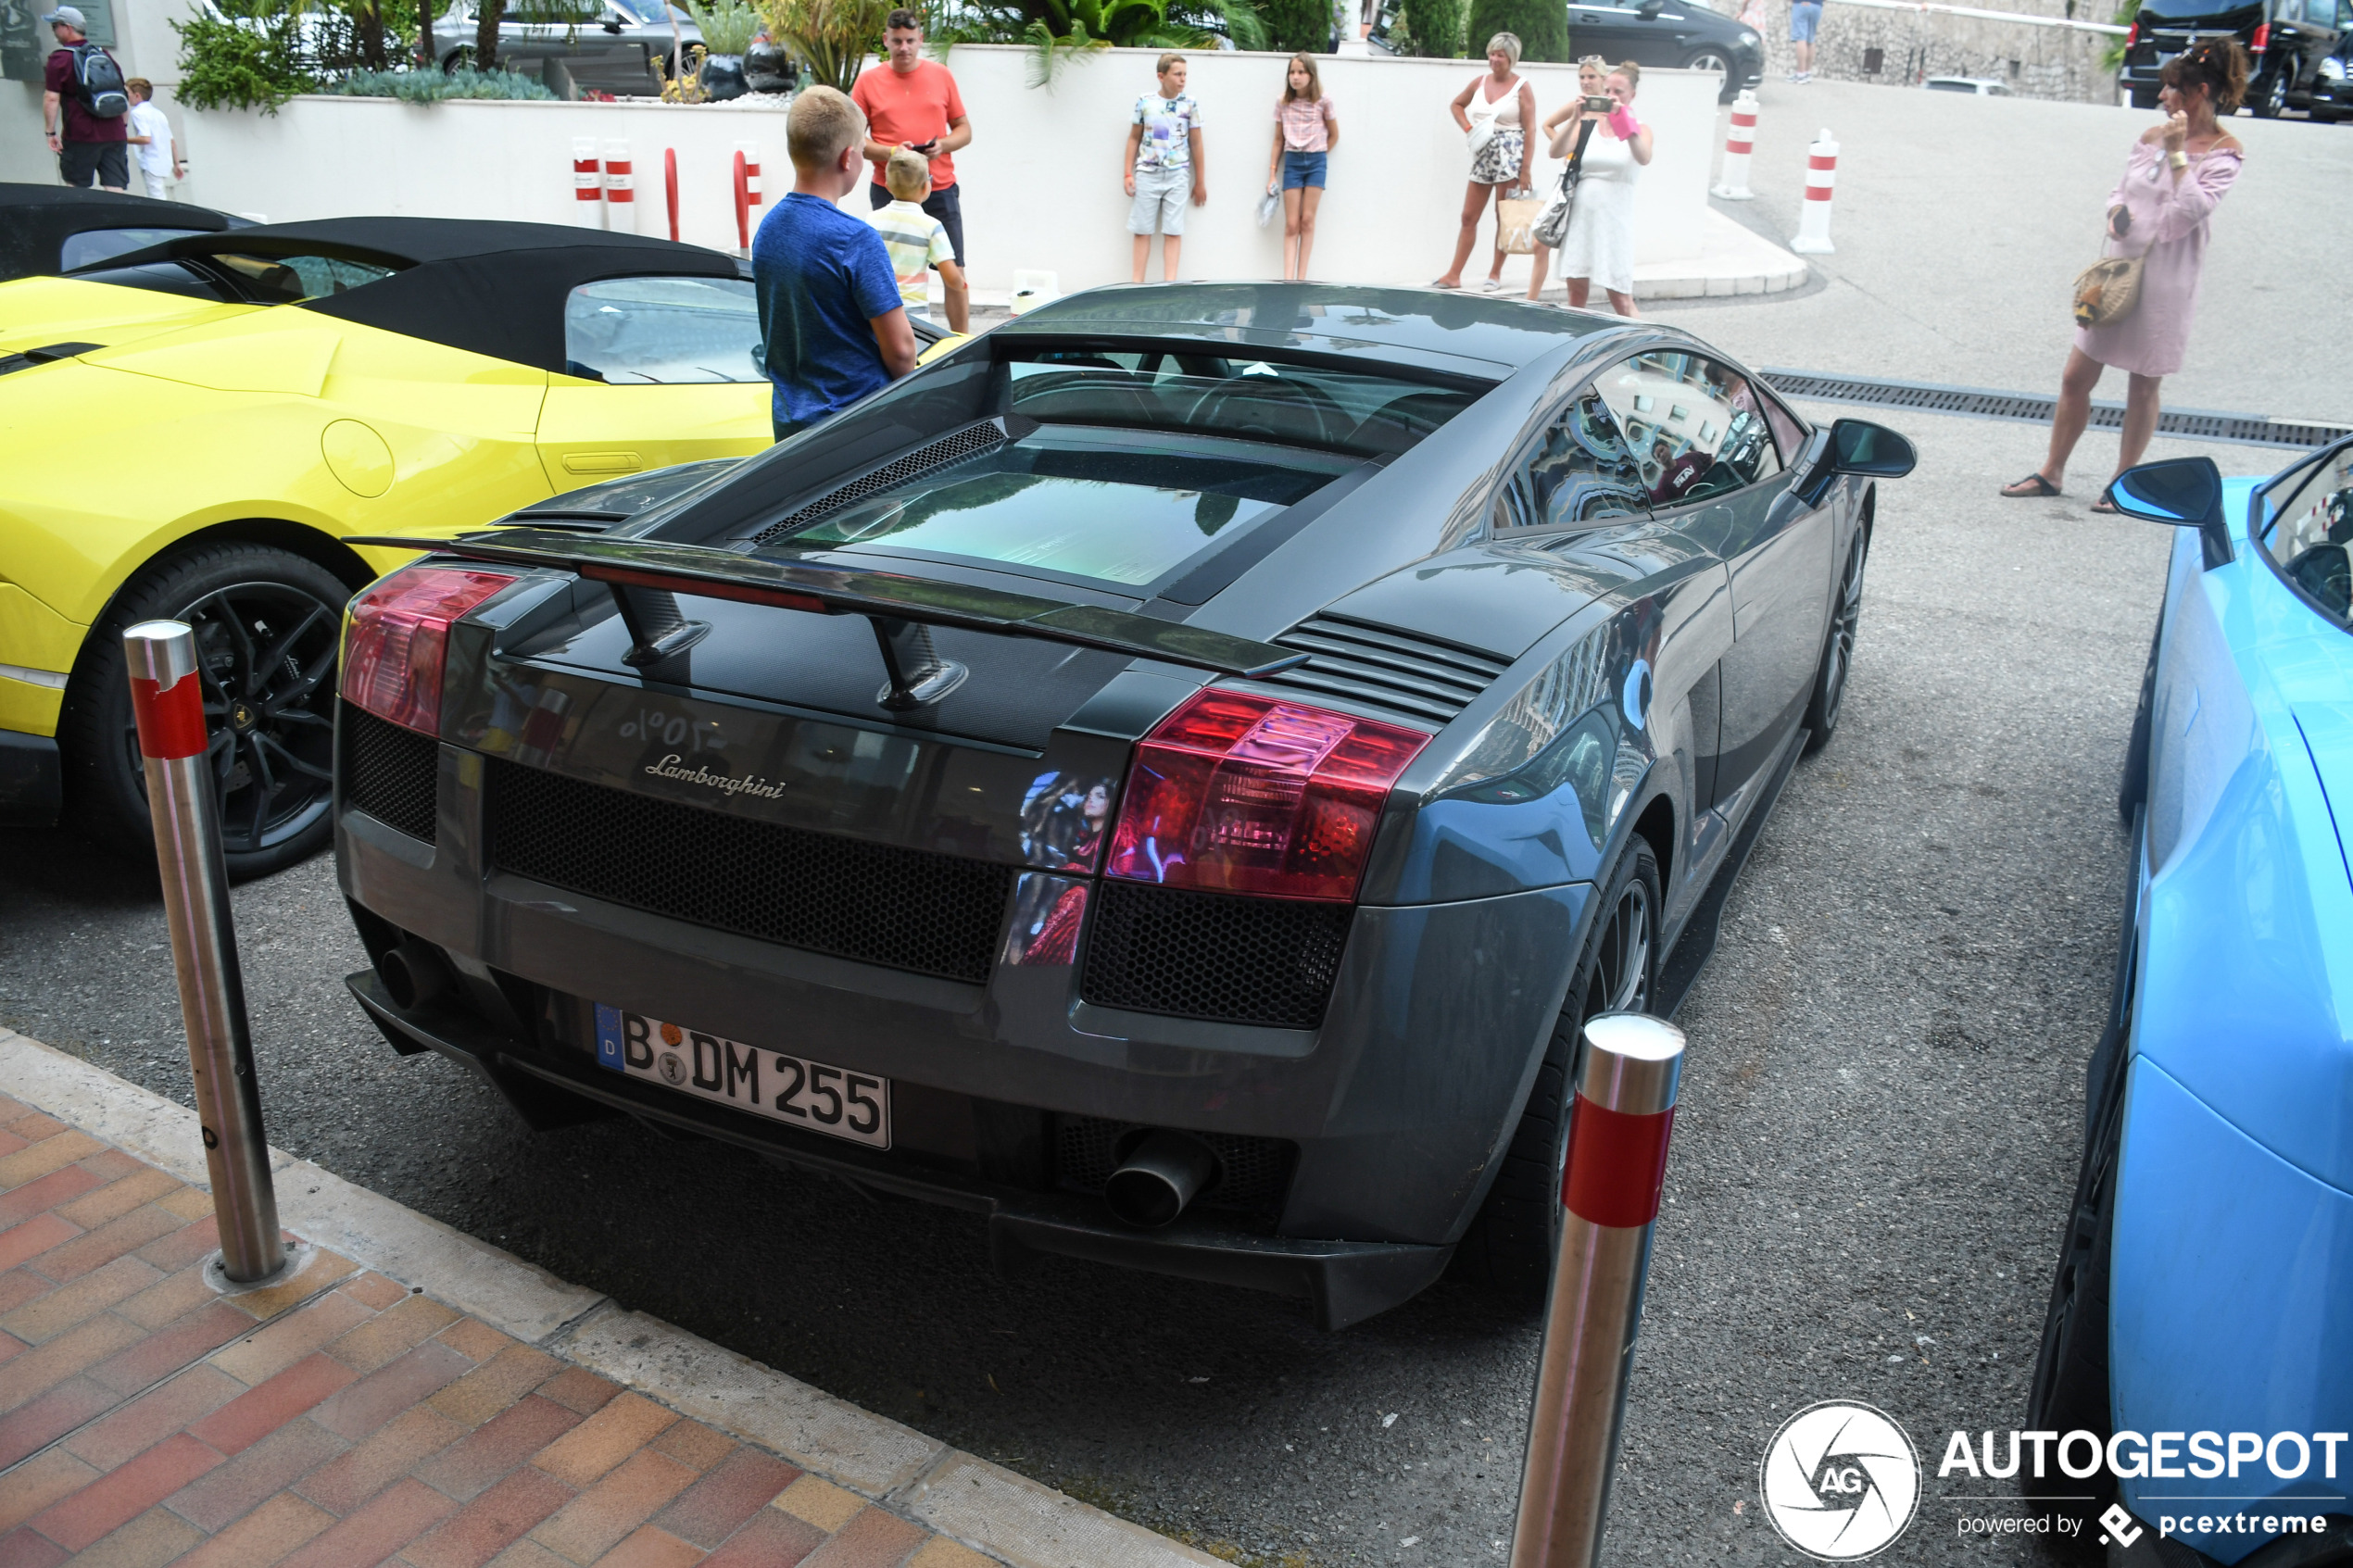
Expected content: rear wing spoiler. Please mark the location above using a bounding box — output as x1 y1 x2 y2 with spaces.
346 527 1308 709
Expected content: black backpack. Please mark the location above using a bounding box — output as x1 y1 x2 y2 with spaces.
71 44 129 119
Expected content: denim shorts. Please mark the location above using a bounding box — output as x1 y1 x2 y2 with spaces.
1789 1 1821 41
1280 149 1327 190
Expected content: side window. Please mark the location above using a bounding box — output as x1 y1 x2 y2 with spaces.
59 226 208 271
1593 353 1784 508
563 275 764 384
207 251 395 304
1505 392 1652 532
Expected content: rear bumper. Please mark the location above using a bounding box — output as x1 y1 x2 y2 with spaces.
348 969 1452 1329
0 728 61 828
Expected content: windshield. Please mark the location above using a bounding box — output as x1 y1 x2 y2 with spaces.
1003 350 1478 460
765 428 1344 590
2257 444 2353 629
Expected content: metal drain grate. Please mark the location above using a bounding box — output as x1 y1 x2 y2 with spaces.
1762 370 2352 452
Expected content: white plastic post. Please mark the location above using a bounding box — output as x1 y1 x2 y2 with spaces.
602 141 637 234
1711 90 1757 200
573 137 604 227
1791 127 1838 255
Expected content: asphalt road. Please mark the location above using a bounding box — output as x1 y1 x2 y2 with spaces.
4 84 2341 1568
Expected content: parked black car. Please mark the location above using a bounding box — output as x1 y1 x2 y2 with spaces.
2119 0 2348 118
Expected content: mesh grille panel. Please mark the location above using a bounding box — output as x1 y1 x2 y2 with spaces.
487 760 1013 984
1055 1114 1298 1217
1081 881 1352 1029
1763 369 2352 452
340 704 439 843
754 421 1007 544
1260 614 1509 727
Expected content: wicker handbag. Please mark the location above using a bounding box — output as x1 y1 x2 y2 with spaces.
2072 213 2145 329
1496 189 1544 255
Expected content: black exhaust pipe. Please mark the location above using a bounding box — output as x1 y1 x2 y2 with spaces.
377 941 455 1012
1105 1131 1219 1228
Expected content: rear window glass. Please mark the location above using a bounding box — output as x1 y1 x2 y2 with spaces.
209 252 396 304
563 276 763 383
1004 350 1478 459
59 226 211 271
69 257 230 302
765 429 1342 590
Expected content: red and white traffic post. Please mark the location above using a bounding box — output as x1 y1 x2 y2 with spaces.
572 136 604 226
124 621 288 1286
736 140 763 253
603 141 636 233
1792 127 1839 255
1712 89 1758 201
1509 1012 1687 1568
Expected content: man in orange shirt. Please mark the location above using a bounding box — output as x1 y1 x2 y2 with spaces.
850 9 973 270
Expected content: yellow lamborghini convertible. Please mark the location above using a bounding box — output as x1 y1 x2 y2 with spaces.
0 217 949 875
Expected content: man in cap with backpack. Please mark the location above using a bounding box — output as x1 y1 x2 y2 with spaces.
42 6 132 191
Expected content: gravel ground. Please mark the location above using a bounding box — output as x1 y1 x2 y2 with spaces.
0 407 2287 1566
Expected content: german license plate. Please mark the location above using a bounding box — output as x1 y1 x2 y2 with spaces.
594 1006 890 1149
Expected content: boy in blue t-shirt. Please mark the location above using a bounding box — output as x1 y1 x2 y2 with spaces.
752 85 916 441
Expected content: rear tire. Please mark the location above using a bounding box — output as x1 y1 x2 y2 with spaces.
1455 837 1662 1302
60 542 353 882
2252 64 2290 117
2128 84 2161 109
1801 527 1867 754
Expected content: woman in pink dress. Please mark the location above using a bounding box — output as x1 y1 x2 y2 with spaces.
2000 40 2246 510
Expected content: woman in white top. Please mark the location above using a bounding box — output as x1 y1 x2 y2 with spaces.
1540 60 1653 317
1432 32 1537 292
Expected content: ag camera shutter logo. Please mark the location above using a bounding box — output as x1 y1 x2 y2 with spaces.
1759 1400 1921 1561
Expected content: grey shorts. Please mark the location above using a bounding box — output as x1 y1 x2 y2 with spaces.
1127 166 1191 235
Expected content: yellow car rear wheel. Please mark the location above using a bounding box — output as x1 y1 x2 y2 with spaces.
63 542 355 881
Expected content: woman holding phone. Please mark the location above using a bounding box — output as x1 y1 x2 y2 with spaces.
1544 60 1651 316
1525 56 1607 303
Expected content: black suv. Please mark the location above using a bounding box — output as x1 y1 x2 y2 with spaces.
2120 0 2350 119
1368 0 1764 103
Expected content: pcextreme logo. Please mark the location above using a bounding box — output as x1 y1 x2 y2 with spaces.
1759 1401 1922 1561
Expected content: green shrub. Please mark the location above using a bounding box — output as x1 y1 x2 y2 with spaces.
1466 0 1565 60
687 0 761 51
172 10 314 112
1399 0 1463 54
1255 0 1331 50
336 64 559 96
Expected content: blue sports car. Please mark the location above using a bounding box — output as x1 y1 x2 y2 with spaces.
2029 440 2353 1564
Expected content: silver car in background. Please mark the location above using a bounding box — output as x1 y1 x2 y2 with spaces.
433 0 701 94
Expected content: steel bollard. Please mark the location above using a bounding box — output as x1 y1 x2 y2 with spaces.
1510 1011 1687 1568
124 621 287 1286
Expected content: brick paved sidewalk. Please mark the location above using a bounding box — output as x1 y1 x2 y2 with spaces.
0 1086 1001 1568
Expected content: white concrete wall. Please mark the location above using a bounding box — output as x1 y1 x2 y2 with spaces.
169 44 1722 294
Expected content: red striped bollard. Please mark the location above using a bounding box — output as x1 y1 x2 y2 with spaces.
733 148 749 255
573 136 603 225
603 141 635 232
736 139 763 232
1792 127 1838 255
664 146 680 243
1711 89 1757 200
124 621 288 1286
1510 1012 1686 1568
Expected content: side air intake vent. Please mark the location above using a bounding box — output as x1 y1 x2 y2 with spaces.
755 418 1020 544
1256 615 1511 728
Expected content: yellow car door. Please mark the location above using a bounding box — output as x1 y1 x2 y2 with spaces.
535 273 774 490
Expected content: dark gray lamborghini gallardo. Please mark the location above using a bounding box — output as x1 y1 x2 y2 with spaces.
334 284 1912 1328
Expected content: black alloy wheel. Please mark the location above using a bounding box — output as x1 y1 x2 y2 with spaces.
1682 47 1740 102
2253 62 2291 117
62 542 355 881
1454 837 1661 1302
1802 528 1868 753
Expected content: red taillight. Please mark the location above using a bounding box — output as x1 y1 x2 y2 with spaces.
2250 20 2269 50
2125 17 2139 45
342 567 517 734
1104 690 1431 902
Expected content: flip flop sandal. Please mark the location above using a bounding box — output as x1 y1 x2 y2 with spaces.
2090 495 2119 515
2000 473 2062 498
1428 279 1463 290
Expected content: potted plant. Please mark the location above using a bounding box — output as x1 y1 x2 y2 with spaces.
686 0 757 96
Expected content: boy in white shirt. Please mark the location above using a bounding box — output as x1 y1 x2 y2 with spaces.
868 147 968 332
122 79 182 201
1124 53 1205 283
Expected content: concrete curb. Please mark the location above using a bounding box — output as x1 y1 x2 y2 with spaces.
0 1024 1223 1568
1634 208 1811 300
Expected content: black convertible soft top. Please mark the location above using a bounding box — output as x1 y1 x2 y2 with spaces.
0 182 239 282
82 217 743 375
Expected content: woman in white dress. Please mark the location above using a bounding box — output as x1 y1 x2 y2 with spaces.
1537 60 1653 316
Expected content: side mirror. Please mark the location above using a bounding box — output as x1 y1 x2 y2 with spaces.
1637 0 1664 14
2108 456 2233 570
1829 418 1917 479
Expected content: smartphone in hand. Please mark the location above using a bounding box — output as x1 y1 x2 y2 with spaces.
1583 94 1615 112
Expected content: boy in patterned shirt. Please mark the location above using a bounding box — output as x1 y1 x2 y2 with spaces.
869 146 968 331
1124 52 1206 283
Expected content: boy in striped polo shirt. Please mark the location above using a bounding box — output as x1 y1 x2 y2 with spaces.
869 147 968 332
